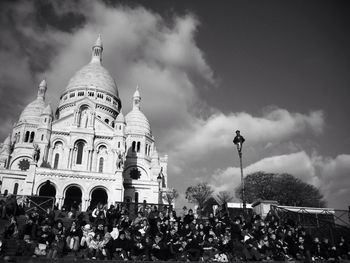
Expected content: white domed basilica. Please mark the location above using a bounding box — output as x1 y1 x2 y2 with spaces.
0 36 168 210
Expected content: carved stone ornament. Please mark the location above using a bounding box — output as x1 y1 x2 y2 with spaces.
18 158 30 171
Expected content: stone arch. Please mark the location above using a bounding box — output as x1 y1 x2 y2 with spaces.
51 136 68 147
10 155 32 170
94 141 110 151
96 144 108 152
95 143 108 172
37 180 57 198
52 140 65 169
63 184 83 211
89 186 109 209
78 104 91 128
74 139 87 165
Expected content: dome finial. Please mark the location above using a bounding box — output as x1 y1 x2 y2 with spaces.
95 34 103 48
133 85 141 110
37 79 47 100
91 34 103 63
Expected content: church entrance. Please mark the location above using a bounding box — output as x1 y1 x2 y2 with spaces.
90 188 108 209
64 186 82 211
36 181 56 210
38 181 56 197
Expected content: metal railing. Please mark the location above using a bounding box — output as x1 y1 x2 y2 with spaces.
0 194 55 215
268 205 350 244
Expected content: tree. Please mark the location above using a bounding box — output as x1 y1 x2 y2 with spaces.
163 188 179 206
185 182 213 217
216 191 234 205
235 171 326 207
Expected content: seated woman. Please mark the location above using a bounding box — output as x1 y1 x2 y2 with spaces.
48 220 66 258
65 221 81 253
87 232 103 259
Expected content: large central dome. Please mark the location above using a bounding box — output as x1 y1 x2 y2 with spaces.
65 62 118 96
64 35 119 97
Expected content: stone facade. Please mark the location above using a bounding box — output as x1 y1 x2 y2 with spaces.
0 36 168 211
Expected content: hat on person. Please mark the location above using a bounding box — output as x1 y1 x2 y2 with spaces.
83 224 91 231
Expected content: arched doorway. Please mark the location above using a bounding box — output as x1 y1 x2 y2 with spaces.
39 181 56 197
90 188 108 209
64 185 82 211
38 181 56 210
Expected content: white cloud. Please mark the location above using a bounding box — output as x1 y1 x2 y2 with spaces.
210 151 350 209
168 108 324 164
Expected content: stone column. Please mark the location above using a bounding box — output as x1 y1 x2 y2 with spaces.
82 199 90 211
71 147 77 169
89 149 94 171
86 149 91 171
56 196 63 209
67 148 72 169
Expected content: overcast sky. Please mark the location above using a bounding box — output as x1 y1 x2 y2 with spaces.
0 0 349 210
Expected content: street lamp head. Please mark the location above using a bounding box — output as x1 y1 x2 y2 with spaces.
233 130 245 153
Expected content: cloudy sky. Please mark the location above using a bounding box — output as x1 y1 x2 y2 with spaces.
1 0 349 210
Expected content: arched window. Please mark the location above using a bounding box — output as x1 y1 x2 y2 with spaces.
76 141 85 165
29 132 35 143
137 142 141 153
132 141 136 152
13 183 19 195
80 107 89 128
54 153 59 169
98 157 104 173
118 142 120 148
148 145 151 156
24 131 30 142
105 119 109 124
41 134 44 141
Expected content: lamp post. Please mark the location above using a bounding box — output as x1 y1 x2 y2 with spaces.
233 130 246 215
157 172 162 206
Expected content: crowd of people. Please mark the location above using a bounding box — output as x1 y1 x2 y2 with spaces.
0 201 349 261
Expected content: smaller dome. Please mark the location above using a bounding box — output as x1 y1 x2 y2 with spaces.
42 104 53 115
116 111 125 123
19 98 46 124
125 109 151 135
